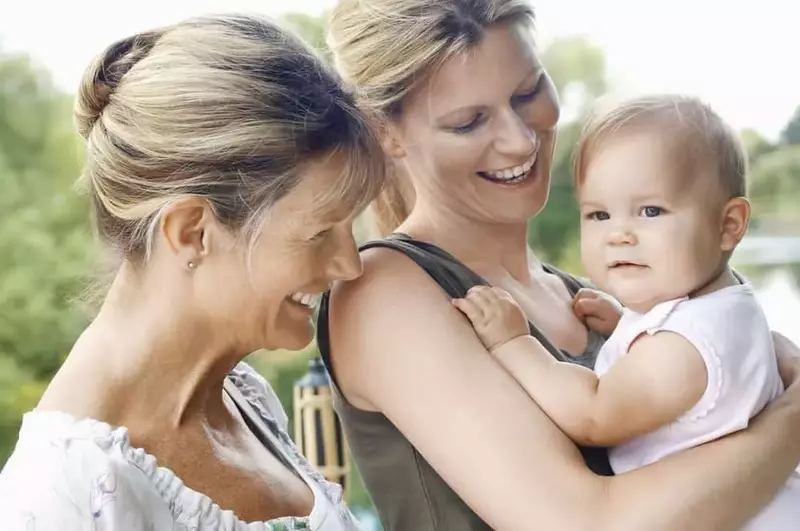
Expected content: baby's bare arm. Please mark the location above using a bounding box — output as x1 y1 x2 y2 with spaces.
455 286 706 446
491 332 707 446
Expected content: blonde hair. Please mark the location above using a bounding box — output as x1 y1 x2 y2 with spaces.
328 0 536 235
574 94 747 199
75 14 385 267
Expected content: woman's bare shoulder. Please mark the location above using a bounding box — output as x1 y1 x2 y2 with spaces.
331 245 447 314
325 245 469 402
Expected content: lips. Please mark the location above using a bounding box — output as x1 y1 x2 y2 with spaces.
608 261 647 270
476 148 539 185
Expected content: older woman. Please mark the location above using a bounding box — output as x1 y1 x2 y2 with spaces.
0 14 384 530
318 1 800 530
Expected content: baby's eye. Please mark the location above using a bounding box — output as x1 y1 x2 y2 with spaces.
586 211 610 221
640 206 663 218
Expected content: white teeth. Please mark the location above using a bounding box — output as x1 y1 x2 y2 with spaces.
482 150 538 183
290 292 320 308
523 159 533 172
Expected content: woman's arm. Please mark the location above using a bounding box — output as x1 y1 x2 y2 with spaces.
327 249 800 531
604 364 800 530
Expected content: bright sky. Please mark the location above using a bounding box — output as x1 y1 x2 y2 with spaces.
1 0 795 141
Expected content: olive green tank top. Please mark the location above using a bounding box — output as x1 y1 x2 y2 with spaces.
317 234 612 531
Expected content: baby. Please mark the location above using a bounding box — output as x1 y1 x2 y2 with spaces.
453 95 800 530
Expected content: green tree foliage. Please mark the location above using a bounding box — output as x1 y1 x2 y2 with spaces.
540 36 607 110
281 12 331 62
0 51 93 463
780 106 800 146
526 121 582 265
749 146 800 230
741 128 775 165
743 109 800 235
527 37 607 265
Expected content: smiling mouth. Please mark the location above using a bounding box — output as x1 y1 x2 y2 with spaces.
476 149 539 185
288 292 322 310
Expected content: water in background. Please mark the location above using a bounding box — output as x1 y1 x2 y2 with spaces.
754 267 800 347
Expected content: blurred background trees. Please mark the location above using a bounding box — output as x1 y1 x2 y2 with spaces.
0 52 93 464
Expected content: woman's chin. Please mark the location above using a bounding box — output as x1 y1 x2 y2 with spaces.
490 197 548 225
471 174 549 222
276 298 319 347
253 303 316 352
271 317 315 352
284 327 315 352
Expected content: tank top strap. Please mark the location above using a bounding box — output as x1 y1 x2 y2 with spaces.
318 234 574 380
358 233 489 299
317 233 489 389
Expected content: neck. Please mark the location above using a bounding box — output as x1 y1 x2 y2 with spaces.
628 265 738 314
57 265 243 430
692 264 739 298
400 202 533 281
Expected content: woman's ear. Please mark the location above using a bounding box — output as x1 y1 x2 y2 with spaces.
382 121 407 160
719 196 751 252
159 197 214 268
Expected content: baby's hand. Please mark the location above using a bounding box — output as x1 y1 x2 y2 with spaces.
452 286 529 351
573 288 622 337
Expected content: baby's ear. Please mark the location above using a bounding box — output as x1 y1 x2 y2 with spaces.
719 197 750 252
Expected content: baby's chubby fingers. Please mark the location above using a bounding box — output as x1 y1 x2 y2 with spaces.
451 296 485 324
574 296 607 318
574 287 600 299
464 285 501 309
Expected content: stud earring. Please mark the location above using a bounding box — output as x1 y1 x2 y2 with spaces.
187 260 198 270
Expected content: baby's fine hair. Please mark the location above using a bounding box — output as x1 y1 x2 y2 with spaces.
573 94 748 199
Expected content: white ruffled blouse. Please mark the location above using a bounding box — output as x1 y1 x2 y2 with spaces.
0 363 362 530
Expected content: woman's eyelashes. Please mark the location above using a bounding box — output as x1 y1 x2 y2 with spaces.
511 75 544 107
448 76 545 135
450 113 485 134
